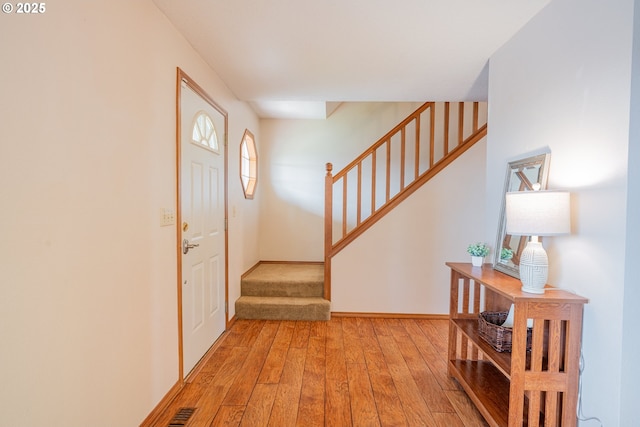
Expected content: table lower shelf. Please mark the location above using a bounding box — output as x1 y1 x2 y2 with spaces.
449 359 510 427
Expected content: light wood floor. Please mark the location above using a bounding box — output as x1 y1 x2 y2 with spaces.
150 317 488 427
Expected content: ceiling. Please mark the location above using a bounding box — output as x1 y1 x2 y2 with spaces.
152 0 551 118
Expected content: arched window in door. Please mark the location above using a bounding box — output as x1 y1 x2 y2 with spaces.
191 111 219 153
240 129 257 199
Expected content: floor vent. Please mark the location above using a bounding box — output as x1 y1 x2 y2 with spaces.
168 407 196 426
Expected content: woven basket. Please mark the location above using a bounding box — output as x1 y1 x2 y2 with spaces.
478 311 532 353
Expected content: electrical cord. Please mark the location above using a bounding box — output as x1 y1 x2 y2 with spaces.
577 351 603 426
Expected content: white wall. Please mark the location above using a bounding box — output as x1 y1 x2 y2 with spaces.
0 0 259 425
260 102 488 313
487 0 635 424
621 0 640 422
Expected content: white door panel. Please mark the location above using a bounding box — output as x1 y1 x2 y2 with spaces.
180 78 226 376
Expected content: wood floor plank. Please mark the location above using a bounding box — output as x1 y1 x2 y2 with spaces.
257 344 289 384
325 318 352 427
385 318 410 337
267 384 301 427
209 405 244 427
290 321 311 348
222 321 279 406
188 385 234 426
359 329 409 427
267 348 307 427
191 344 234 384
377 335 437 427
278 347 307 386
310 319 327 339
432 411 467 427
355 317 377 339
416 319 450 356
347 362 381 427
257 321 295 384
371 317 392 336
445 390 489 427
393 333 455 413
402 319 460 391
341 317 366 364
273 320 296 346
225 319 265 348
239 383 278 427
296 336 326 427
187 346 252 426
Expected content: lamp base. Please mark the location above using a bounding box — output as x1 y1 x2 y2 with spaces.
521 285 546 295
518 240 548 294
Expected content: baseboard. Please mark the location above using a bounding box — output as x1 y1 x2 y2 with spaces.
139 380 182 427
331 312 449 320
227 313 237 329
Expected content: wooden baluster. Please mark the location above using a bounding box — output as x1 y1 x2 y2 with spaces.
458 102 464 147
429 104 435 168
400 127 406 190
414 115 420 179
473 102 479 133
371 150 376 214
357 162 362 225
444 102 450 156
385 139 391 202
342 174 347 237
324 163 333 300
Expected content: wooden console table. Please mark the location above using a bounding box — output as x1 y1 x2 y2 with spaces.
446 262 588 427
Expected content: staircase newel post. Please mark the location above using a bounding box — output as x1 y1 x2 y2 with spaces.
324 163 333 301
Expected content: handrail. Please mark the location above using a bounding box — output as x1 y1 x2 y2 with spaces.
323 102 487 300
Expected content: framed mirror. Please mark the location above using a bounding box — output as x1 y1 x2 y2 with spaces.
493 152 551 278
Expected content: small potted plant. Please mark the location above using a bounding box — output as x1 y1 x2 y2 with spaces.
467 242 490 267
500 247 514 261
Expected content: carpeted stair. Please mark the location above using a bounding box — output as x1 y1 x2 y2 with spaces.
235 262 331 321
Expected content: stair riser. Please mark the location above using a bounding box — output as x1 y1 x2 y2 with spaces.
235 301 330 321
241 281 323 298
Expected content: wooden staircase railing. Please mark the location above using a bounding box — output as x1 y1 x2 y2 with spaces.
323 102 488 300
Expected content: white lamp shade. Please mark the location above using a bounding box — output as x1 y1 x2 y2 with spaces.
505 190 571 236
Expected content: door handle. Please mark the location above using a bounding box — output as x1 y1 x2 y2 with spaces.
182 238 200 254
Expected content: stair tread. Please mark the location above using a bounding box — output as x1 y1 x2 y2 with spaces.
243 263 324 284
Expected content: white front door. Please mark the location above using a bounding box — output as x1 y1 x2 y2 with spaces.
179 77 227 376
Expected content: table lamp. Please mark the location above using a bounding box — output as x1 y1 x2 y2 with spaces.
505 187 571 294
